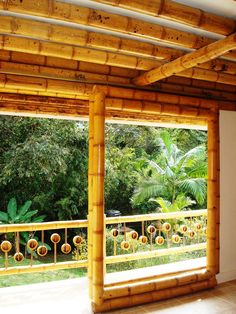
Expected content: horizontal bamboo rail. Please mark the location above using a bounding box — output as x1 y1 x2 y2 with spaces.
106 209 207 224
93 277 217 312
2 2 233 63
0 260 88 276
0 219 88 233
2 61 236 89
104 270 212 299
105 243 206 265
91 0 236 36
133 33 236 85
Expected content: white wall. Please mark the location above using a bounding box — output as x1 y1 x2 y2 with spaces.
217 110 236 283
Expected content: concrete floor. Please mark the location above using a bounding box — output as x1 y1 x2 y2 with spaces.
0 277 236 314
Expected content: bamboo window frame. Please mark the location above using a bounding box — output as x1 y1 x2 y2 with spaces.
88 87 219 313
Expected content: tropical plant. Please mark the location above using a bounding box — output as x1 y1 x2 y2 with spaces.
0 197 46 224
132 131 207 208
149 194 196 213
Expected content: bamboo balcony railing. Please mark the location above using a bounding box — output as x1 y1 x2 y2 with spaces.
0 209 207 276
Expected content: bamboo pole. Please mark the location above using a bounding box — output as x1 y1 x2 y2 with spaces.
106 209 207 225
2 61 236 89
104 270 212 299
1 35 236 84
0 0 228 57
0 220 88 233
90 0 235 36
207 118 218 275
0 260 88 276
92 91 106 307
88 97 95 299
93 277 217 313
133 33 236 85
106 243 206 265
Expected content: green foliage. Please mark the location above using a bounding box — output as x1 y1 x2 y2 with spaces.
132 130 207 208
0 197 45 224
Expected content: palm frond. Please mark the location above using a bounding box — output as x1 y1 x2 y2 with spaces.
179 178 206 205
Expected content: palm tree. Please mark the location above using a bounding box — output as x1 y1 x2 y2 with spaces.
132 131 207 208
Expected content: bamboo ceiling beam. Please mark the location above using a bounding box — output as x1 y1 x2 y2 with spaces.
1 15 236 64
0 74 92 99
1 35 236 85
1 1 236 60
133 33 236 86
2 62 236 98
0 15 183 62
90 0 236 36
0 35 162 71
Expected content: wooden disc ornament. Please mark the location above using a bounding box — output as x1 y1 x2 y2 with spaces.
73 235 83 246
155 236 165 246
37 245 48 257
203 227 207 235
27 239 38 251
121 240 130 251
180 225 188 234
139 235 148 245
61 243 72 254
188 230 195 239
171 234 181 244
50 233 61 244
194 223 202 231
129 230 138 240
111 229 119 238
0 241 12 253
147 225 156 234
14 252 24 262
162 223 171 232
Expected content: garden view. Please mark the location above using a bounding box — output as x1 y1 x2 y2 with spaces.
0 116 207 287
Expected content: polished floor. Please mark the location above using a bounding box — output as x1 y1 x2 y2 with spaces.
0 277 236 314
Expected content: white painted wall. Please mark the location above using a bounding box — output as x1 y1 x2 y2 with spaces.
217 110 236 283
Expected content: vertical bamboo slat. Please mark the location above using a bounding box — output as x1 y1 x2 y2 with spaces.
92 91 106 307
88 97 95 299
207 118 218 275
215 117 220 274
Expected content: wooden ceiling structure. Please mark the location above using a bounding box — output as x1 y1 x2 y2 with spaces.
0 0 236 312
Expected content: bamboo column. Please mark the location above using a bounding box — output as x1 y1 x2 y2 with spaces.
88 96 95 299
92 91 106 308
207 116 219 275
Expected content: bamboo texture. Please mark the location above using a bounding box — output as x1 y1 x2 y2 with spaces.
0 260 88 276
106 209 207 225
105 243 206 265
133 33 236 85
207 119 219 275
93 278 217 313
1 35 236 86
0 219 88 233
0 0 229 57
90 0 236 36
92 91 106 307
2 61 236 89
88 97 94 299
104 270 212 299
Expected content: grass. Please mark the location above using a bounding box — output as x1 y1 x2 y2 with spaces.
0 253 87 288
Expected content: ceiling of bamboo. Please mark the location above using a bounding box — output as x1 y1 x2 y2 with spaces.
0 0 236 110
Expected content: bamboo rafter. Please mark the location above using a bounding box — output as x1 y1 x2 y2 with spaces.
133 33 236 85
0 0 225 53
1 35 236 84
2 61 236 89
90 0 236 36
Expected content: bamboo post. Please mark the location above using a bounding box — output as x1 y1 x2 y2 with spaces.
88 96 95 299
92 91 106 307
207 117 218 275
